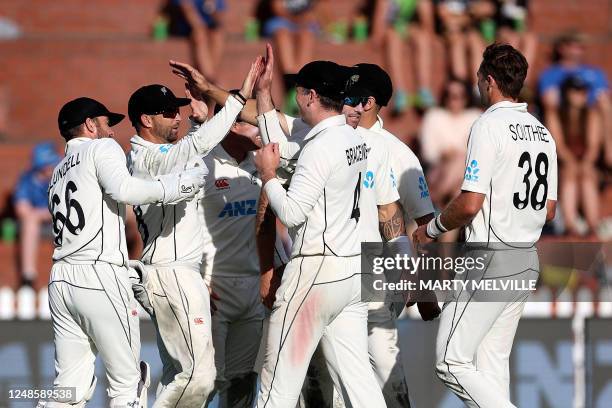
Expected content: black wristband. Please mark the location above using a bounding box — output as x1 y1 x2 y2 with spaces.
230 90 247 105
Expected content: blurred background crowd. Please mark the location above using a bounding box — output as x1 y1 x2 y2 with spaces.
0 0 610 319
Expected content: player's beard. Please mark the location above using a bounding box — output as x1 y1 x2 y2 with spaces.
153 120 179 143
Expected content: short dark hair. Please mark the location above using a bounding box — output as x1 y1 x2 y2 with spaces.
299 87 343 112
60 123 84 141
478 43 528 100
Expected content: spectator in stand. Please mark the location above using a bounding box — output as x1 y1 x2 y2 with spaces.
435 0 494 86
166 0 226 81
420 78 480 239
256 0 318 110
368 0 437 113
539 32 612 169
493 0 537 86
13 142 61 289
554 76 602 237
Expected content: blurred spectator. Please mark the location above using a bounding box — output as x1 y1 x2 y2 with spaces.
493 0 537 86
555 76 602 237
368 0 437 112
435 0 494 86
13 142 60 288
420 78 480 218
539 32 612 169
256 0 318 107
165 0 226 81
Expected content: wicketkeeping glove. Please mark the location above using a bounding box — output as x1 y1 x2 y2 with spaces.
156 163 208 205
128 259 154 317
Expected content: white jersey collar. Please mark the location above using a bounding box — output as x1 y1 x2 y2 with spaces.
369 115 385 133
485 100 528 114
65 136 92 154
212 144 256 168
304 114 346 141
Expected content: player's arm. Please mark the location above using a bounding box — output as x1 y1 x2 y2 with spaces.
256 143 326 228
256 189 284 308
414 119 494 243
94 138 203 205
395 149 435 231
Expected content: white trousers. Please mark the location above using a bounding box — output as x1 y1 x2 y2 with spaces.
209 275 264 408
47 263 141 407
147 266 216 408
257 255 386 408
435 249 539 408
302 304 411 408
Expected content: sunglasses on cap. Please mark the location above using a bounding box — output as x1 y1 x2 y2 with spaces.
343 96 369 107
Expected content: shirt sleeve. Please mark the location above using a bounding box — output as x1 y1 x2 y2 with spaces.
263 143 330 228
392 148 434 220
93 139 165 205
460 119 498 194
143 95 243 174
373 146 400 206
257 110 305 168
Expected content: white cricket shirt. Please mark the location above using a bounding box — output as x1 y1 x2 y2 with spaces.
356 126 400 242
49 137 166 266
369 116 434 225
199 145 288 280
127 95 243 267
461 101 558 244
264 115 368 258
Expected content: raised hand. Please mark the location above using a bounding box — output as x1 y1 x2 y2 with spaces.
170 60 212 94
239 55 265 99
185 85 208 124
256 43 275 94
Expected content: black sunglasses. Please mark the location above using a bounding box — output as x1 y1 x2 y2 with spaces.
148 107 180 118
343 96 369 107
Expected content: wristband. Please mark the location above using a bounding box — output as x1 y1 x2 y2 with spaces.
426 214 448 239
230 90 247 105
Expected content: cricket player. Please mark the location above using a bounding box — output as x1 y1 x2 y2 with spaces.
254 49 430 406
126 59 262 407
198 104 288 408
413 43 558 407
42 97 205 408
253 60 386 407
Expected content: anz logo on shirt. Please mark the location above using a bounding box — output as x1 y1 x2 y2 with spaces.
363 170 375 189
464 159 480 182
218 200 257 218
418 176 430 198
159 144 171 153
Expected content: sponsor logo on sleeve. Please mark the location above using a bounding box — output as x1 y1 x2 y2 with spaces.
464 159 480 182
363 170 375 189
418 176 430 198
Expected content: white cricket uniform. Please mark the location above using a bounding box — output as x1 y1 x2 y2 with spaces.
46 136 169 407
256 114 386 408
369 115 434 225
127 95 243 408
366 115 436 407
258 110 412 407
199 145 288 408
435 101 558 408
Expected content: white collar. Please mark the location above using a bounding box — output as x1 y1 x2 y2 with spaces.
304 114 346 141
485 100 528 114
